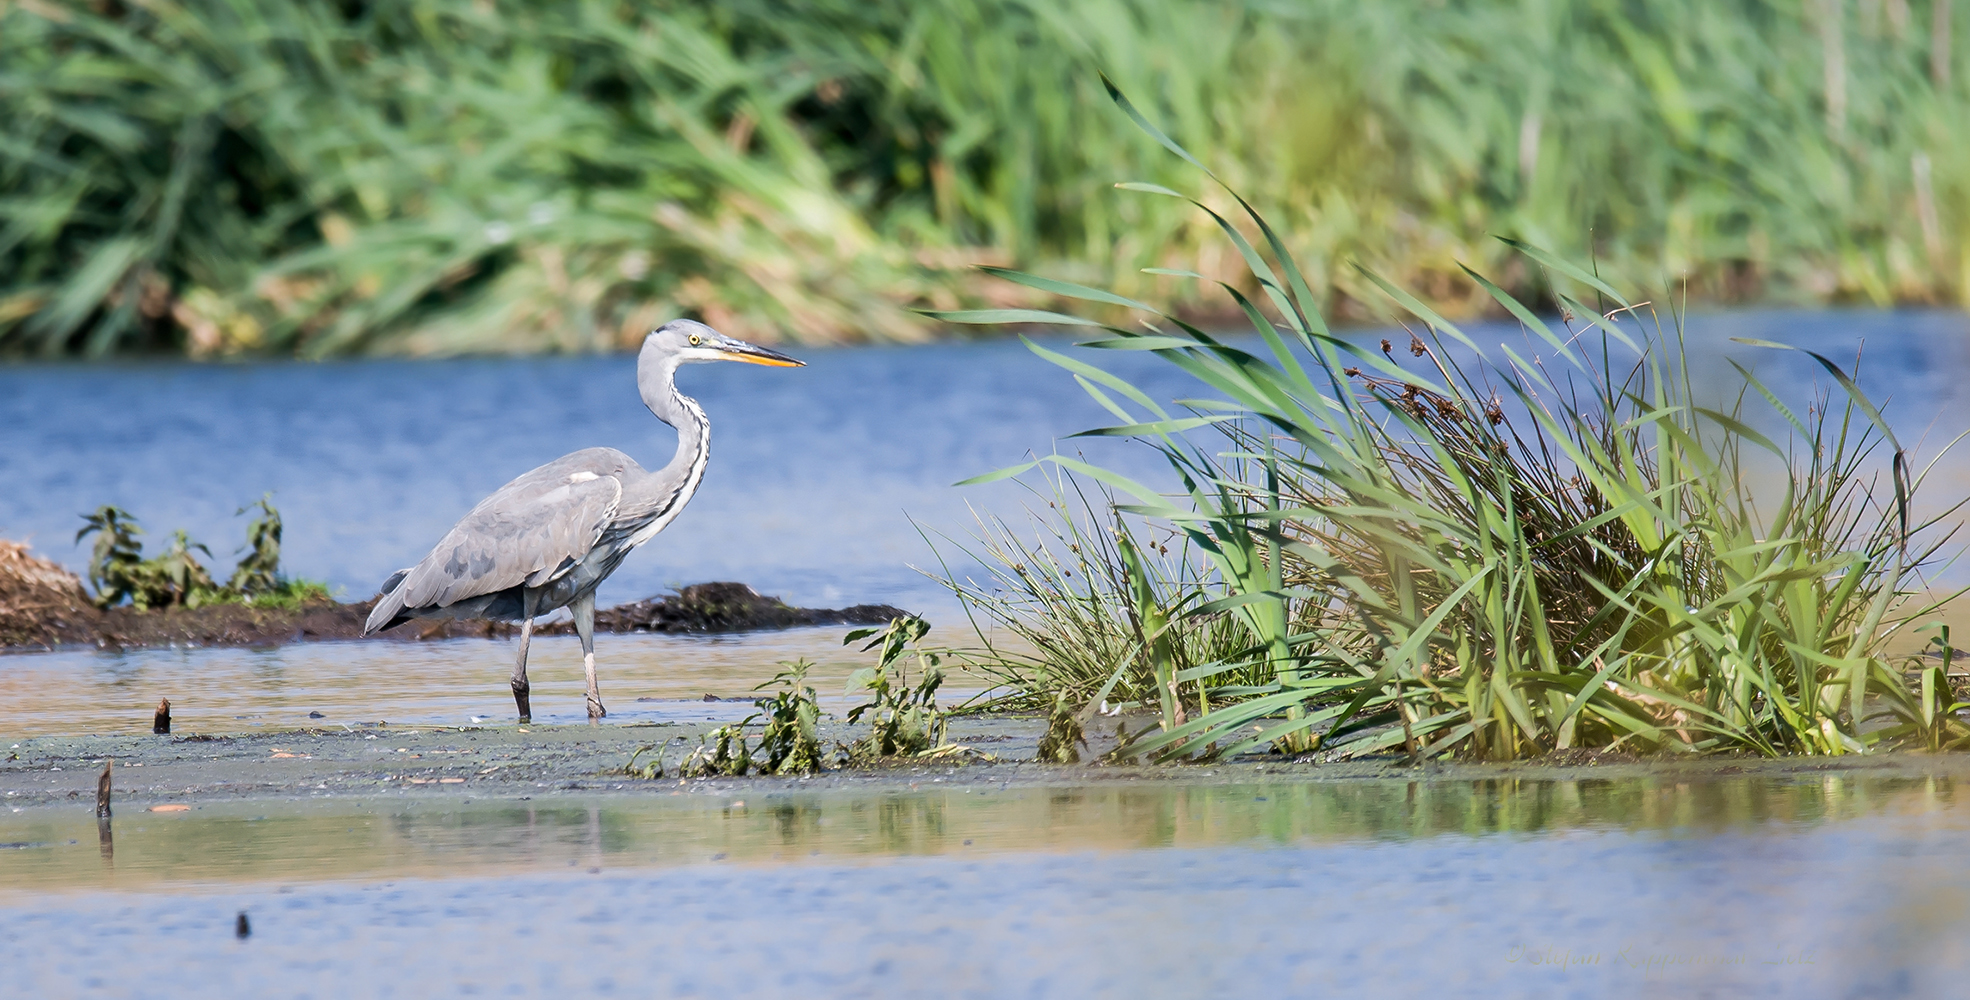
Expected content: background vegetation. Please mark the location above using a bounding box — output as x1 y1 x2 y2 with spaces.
938 82 1968 760
75 496 328 609
4 0 1965 357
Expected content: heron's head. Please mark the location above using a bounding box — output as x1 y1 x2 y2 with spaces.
643 319 803 368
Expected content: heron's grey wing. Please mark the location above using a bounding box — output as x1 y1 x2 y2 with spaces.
394 472 623 611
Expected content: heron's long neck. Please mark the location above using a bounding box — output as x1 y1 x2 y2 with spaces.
625 358 710 519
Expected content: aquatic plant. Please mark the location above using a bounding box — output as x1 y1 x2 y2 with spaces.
4 1 1965 357
75 507 148 608
749 660 825 775
1873 625 1970 751
842 615 960 762
226 495 285 597
670 660 825 777
74 499 326 610
938 81 1967 761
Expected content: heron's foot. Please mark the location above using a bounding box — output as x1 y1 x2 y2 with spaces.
586 696 606 721
512 682 532 724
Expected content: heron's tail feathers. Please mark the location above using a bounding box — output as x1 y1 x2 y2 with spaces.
363 568 414 636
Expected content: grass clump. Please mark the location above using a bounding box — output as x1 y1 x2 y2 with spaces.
932 474 1253 727
74 496 328 611
936 83 1966 762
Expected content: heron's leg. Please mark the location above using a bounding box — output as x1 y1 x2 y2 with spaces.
574 591 605 721
512 590 539 723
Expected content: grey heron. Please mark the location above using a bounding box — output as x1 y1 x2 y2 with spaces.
362 320 802 722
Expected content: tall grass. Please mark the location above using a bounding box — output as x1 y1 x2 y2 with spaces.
4 1 1966 357
938 81 1968 761
930 471 1255 717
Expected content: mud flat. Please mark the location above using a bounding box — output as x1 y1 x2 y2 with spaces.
7 713 1968 812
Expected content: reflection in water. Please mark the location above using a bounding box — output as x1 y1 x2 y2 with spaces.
1 769 1962 891
7 770 1970 997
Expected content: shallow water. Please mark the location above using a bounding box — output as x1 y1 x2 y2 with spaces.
0 628 980 737
4 769 1968 996
8 312 1970 996
6 310 1968 736
4 310 1967 615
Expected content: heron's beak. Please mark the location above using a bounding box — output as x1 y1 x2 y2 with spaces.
716 341 804 367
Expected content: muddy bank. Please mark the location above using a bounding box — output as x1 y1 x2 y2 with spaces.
0 715 1102 809
3 713 1956 812
1 579 907 652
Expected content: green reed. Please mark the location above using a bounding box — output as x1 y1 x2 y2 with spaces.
937 80 1969 761
4 1 1965 357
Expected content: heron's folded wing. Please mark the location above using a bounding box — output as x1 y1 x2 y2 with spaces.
396 474 622 611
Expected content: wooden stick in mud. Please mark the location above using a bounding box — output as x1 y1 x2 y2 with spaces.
95 759 112 818
153 697 170 735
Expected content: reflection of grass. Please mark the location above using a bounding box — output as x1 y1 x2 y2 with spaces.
940 83 1967 762
4 1 1965 357
1 768 1947 890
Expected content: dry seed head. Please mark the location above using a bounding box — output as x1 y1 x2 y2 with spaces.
1409 335 1427 357
1380 338 1393 354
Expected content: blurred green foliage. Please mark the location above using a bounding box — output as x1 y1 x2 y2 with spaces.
3 0 1965 358
74 497 326 610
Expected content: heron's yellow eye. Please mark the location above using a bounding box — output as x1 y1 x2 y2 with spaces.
688 334 701 345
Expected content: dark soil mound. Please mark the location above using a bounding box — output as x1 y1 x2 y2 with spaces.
406 583 907 639
569 581 908 635
0 541 96 648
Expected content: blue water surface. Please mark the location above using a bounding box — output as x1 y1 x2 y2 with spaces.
3 309 1967 613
